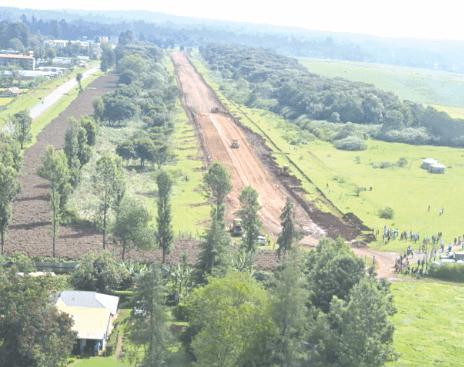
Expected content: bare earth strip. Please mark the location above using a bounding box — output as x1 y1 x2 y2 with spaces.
170 51 368 246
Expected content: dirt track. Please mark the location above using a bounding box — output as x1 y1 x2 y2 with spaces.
171 51 367 246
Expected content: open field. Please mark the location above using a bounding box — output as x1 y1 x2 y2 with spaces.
388 281 464 367
299 58 464 108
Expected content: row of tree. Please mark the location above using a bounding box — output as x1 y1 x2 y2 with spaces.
199 43 464 148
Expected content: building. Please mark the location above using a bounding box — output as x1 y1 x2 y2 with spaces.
429 163 445 174
0 87 22 97
0 54 35 70
55 291 119 354
421 158 438 170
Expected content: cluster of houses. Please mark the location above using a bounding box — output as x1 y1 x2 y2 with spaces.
421 158 445 174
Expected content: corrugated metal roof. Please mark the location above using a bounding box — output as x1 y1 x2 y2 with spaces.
58 291 119 315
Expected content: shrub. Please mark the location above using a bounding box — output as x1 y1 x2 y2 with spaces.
378 206 394 219
333 136 367 151
428 263 464 282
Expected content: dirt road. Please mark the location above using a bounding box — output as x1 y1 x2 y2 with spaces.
171 52 369 246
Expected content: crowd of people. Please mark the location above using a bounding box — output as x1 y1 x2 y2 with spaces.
375 225 464 275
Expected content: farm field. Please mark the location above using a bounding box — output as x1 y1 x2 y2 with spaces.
299 58 464 109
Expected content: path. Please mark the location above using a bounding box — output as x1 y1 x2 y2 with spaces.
29 66 100 120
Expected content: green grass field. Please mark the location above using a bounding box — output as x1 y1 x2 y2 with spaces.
388 281 464 367
299 58 464 109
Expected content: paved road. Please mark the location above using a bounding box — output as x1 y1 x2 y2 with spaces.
29 66 100 120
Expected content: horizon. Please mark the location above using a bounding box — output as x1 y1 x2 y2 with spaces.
11 1 464 42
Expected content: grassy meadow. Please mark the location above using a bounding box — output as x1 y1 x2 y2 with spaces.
388 281 464 367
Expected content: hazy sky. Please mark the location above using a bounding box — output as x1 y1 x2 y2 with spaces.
16 0 464 40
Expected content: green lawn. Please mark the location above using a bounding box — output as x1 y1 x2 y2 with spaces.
299 58 464 109
388 281 464 367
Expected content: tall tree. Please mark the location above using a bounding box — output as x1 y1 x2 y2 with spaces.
270 250 309 367
92 153 126 249
76 72 83 92
193 214 230 285
237 185 262 268
156 171 173 263
0 163 21 254
37 146 71 257
0 268 77 367
12 109 32 149
112 196 153 261
276 197 300 258
126 263 169 366
203 161 232 223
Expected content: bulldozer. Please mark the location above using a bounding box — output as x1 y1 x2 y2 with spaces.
230 138 240 148
230 218 243 236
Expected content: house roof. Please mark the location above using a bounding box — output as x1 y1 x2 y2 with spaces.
58 291 119 315
56 303 111 340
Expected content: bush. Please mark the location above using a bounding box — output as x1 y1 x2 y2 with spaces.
333 136 367 151
378 206 394 219
428 263 464 282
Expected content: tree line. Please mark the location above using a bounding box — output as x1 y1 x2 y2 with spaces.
199 43 464 148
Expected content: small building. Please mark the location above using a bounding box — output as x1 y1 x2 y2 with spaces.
429 163 445 174
421 158 438 170
55 291 119 354
0 87 22 97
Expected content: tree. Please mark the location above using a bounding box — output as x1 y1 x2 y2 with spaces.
270 250 310 367
92 153 126 249
306 237 365 313
76 72 83 92
203 161 232 222
237 185 262 267
37 146 72 257
276 197 300 258
12 109 32 149
156 171 173 263
92 96 105 122
126 263 169 366
0 163 21 254
0 132 22 172
193 215 230 285
63 123 82 188
112 196 153 261
310 278 398 367
186 271 274 367
0 268 77 367
69 250 129 294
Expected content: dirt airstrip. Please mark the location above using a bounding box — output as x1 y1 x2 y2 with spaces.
4 55 396 276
